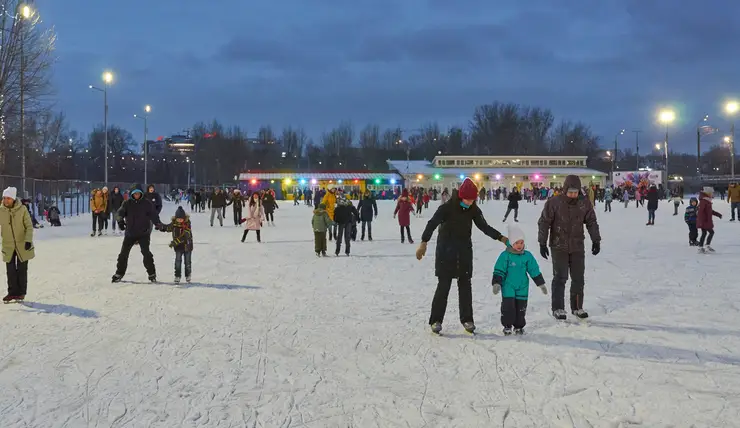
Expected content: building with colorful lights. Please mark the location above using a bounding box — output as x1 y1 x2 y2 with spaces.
386 155 607 190
237 172 404 199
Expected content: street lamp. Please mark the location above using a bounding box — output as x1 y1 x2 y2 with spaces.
89 71 114 185
658 109 675 187
18 3 33 198
134 105 151 183
613 129 624 172
186 157 193 186
726 101 738 178
696 114 709 174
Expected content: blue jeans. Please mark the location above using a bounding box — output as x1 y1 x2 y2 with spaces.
732 202 740 220
174 251 192 278
648 209 656 223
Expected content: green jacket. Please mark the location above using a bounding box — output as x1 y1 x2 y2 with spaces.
0 199 35 263
311 208 332 232
492 247 544 300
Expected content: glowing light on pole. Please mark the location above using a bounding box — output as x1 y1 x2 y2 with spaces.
658 109 676 185
726 101 738 178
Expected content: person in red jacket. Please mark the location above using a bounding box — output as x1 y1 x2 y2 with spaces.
697 187 722 253
394 189 415 243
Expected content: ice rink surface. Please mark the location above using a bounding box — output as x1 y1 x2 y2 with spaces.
1 198 739 427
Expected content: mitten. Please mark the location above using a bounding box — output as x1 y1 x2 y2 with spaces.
499 236 508 244
119 221 126 231
592 241 601 256
539 285 548 295
492 283 501 295
24 242 32 251
540 245 549 259
415 241 428 260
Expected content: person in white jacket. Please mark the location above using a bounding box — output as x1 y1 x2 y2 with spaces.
669 194 684 216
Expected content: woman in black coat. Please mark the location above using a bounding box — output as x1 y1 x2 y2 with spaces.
415 178 507 335
646 185 659 225
262 191 279 226
357 191 378 241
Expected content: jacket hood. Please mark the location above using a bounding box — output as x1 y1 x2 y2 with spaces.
313 208 327 215
563 175 581 191
130 183 144 195
690 197 698 204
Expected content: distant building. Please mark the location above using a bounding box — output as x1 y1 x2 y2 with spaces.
387 155 607 190
166 135 194 153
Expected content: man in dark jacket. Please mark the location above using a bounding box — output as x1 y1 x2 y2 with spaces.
503 187 522 222
333 195 359 256
144 184 163 214
231 189 244 226
537 175 601 320
112 183 163 283
357 190 378 241
109 186 125 235
209 188 229 227
416 177 508 334
646 185 659 225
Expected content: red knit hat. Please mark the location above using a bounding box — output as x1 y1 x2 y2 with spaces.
458 178 478 200
402 188 409 197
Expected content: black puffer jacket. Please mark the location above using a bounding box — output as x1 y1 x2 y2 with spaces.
421 192 503 279
109 189 124 218
209 191 229 208
508 190 521 209
118 184 162 238
357 195 378 221
144 185 163 214
262 192 279 214
333 199 359 224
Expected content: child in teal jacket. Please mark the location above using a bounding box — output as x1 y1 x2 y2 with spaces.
492 224 547 335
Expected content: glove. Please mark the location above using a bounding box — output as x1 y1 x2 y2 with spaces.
539 285 548 295
119 221 126 231
718 213 723 219
540 245 549 259
498 236 508 244
24 242 32 251
592 241 600 256
393 215 396 219
416 241 428 260
492 283 501 295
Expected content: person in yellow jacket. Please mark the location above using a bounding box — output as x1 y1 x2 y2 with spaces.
321 185 338 240
0 187 34 303
728 183 740 221
587 186 595 206
90 188 107 237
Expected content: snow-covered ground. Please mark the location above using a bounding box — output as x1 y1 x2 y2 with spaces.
1 197 739 427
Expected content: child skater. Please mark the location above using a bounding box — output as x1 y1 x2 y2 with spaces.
394 189 415 243
312 203 333 256
240 192 265 242
697 187 722 253
158 206 193 284
685 197 698 246
491 224 547 335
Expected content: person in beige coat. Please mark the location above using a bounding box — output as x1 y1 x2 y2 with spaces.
0 187 34 303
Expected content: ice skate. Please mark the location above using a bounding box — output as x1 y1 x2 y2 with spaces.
430 322 442 334
186 276 191 283
148 274 157 283
572 309 589 319
706 245 715 252
174 277 181 284
3 295 24 304
321 251 327 257
97 231 102 237
552 309 567 320
90 232 96 237
503 327 513 336
408 238 414 244
514 328 525 335
111 274 123 283
316 252 321 257
463 322 476 334
698 246 706 254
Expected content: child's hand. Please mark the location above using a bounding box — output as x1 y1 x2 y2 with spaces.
492 283 501 295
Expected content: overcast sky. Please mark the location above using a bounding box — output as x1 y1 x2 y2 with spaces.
37 0 739 153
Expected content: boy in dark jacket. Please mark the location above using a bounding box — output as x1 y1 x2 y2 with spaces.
503 188 521 222
333 195 359 256
158 206 193 283
312 203 333 256
144 184 163 214
685 197 698 246
357 191 378 241
109 187 125 235
112 183 163 283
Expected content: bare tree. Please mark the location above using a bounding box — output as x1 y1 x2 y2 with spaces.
0 0 57 171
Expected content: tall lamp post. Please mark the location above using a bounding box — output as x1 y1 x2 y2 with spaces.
613 129 625 170
134 105 151 184
89 71 114 185
658 109 676 187
696 114 709 175
606 150 614 176
726 101 738 179
19 4 32 198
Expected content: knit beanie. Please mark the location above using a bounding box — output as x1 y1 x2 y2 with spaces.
458 178 478 200
2 187 17 200
507 224 526 245
175 206 187 219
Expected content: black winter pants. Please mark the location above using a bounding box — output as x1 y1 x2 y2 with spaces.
241 229 261 242
501 297 528 329
503 207 518 221
335 223 351 254
116 234 155 277
604 201 612 212
233 205 242 226
174 250 192 278
429 276 473 325
400 225 413 242
699 228 714 246
103 212 110 230
688 223 698 243
416 204 422 214
361 220 372 240
551 250 586 311
92 213 104 232
6 251 28 297
265 212 274 223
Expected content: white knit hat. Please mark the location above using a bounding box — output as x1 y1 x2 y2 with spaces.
703 186 714 194
2 187 17 200
507 224 525 244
